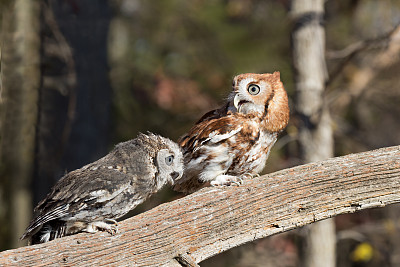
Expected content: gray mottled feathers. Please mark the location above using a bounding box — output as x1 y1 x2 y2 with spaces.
21 132 183 244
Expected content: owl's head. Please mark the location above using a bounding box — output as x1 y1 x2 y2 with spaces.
227 72 289 132
139 133 184 190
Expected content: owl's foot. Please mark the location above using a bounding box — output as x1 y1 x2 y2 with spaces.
211 175 243 187
84 219 118 235
242 172 260 180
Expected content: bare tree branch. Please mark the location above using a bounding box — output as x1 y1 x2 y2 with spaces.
1 145 400 266
326 24 400 88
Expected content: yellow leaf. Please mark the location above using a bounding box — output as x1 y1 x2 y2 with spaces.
351 242 374 262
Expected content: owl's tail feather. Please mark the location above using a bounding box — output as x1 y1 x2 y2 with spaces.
29 220 67 245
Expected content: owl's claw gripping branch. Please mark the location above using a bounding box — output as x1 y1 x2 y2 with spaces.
210 174 242 187
104 218 118 225
232 176 243 186
84 221 118 235
103 219 119 235
242 172 259 180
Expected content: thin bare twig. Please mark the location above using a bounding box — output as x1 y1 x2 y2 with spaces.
326 24 400 88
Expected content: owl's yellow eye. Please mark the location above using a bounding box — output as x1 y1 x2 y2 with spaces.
247 84 260 95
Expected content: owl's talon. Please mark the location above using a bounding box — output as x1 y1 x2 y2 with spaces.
104 218 118 226
211 175 242 187
231 180 241 186
210 181 222 187
233 176 243 186
242 172 259 180
85 220 119 235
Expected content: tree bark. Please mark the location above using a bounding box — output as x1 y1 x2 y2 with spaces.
0 145 399 266
291 1 335 266
0 0 41 250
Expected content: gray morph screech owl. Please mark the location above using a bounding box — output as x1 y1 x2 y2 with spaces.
174 72 289 193
21 133 184 245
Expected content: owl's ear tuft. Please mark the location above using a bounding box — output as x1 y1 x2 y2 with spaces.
272 71 280 80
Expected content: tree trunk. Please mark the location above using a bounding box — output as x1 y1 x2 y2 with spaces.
291 0 335 266
0 0 41 250
0 146 399 266
0 0 112 250
34 0 112 205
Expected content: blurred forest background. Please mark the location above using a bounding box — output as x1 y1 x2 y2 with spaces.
1 0 400 266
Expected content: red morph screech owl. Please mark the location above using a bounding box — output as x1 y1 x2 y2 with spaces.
173 72 289 193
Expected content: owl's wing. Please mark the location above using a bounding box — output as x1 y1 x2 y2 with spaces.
21 161 152 240
193 102 231 125
175 114 262 193
174 116 242 193
179 114 243 153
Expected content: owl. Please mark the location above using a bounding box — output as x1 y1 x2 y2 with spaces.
173 72 289 193
21 133 183 245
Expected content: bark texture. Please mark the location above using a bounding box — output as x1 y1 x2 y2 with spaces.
0 146 399 266
291 0 335 266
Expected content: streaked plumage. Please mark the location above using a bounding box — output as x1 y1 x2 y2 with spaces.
21 133 183 244
174 72 289 193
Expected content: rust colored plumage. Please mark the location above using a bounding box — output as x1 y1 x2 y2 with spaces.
174 72 289 193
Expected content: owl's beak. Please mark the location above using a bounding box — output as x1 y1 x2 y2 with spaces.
233 94 241 110
233 94 248 113
170 171 179 180
169 171 181 185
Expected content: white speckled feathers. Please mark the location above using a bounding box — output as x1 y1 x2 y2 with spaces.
174 72 289 193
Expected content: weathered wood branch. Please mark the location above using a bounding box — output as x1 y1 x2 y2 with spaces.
1 145 400 266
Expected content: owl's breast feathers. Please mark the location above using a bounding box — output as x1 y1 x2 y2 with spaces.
179 112 275 163
174 72 289 193
174 112 278 193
